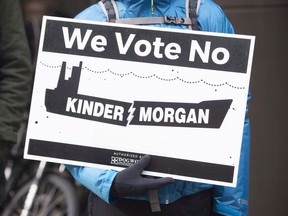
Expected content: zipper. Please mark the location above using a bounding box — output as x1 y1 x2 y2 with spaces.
151 0 154 15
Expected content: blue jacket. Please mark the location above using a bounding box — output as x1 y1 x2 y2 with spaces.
66 0 250 215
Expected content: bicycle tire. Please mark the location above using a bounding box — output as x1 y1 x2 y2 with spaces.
2 173 79 216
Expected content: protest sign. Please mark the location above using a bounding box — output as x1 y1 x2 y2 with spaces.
24 16 255 186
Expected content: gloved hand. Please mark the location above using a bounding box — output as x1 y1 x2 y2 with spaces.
110 155 174 198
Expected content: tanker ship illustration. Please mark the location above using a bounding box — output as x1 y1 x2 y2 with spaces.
45 61 232 128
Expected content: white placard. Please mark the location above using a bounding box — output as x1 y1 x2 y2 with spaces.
24 16 255 187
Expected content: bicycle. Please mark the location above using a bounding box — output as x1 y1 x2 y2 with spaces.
1 112 87 216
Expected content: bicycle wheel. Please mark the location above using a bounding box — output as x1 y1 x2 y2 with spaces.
3 174 79 216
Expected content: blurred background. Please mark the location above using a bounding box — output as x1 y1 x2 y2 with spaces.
18 0 288 215
215 1 288 216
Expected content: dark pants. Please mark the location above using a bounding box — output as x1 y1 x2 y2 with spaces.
88 188 215 216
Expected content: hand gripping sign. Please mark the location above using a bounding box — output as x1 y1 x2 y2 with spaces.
24 16 255 187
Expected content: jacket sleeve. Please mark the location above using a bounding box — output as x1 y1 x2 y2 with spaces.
213 107 250 216
0 0 32 144
198 1 250 215
65 165 118 203
198 0 235 34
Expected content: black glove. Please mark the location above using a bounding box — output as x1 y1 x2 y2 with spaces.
110 155 174 198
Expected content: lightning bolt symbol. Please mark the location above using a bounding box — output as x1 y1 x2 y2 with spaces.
127 103 136 125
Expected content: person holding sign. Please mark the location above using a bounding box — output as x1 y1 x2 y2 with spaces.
66 0 251 215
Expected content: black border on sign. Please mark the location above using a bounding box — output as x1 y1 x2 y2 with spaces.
28 139 234 183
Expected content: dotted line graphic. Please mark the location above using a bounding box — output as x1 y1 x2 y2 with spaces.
40 62 72 70
40 62 245 89
40 62 62 69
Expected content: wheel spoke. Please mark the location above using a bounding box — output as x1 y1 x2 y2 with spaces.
3 174 78 216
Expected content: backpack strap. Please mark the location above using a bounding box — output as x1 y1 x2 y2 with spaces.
99 0 201 30
99 0 119 22
188 0 200 30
